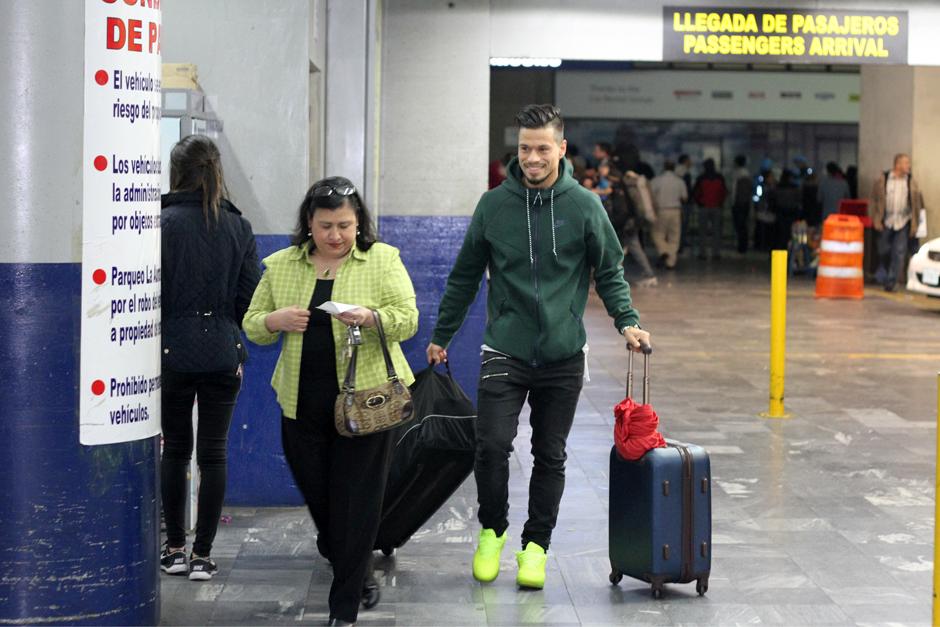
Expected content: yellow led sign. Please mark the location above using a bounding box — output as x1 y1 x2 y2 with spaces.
663 7 908 64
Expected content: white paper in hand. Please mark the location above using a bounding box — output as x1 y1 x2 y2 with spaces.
316 301 359 315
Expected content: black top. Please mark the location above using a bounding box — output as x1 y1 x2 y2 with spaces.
297 279 339 418
161 191 261 372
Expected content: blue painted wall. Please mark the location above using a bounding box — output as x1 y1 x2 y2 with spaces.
226 217 485 506
0 264 159 625
380 215 486 403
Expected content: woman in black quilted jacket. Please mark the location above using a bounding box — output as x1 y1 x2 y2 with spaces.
159 135 261 581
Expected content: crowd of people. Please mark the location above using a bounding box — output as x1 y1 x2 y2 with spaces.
553 141 862 283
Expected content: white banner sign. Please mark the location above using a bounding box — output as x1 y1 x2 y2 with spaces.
80 0 162 445
556 69 860 123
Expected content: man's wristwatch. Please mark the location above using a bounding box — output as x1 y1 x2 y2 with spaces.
620 324 641 336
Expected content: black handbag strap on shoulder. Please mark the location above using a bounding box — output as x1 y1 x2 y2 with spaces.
341 310 400 394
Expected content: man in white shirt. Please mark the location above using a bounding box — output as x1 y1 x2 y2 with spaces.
650 160 687 269
869 154 923 291
675 154 693 254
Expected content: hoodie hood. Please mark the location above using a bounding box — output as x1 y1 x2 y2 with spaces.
503 156 579 265
504 156 579 198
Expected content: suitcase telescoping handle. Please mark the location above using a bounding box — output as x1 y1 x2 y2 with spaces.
626 342 653 403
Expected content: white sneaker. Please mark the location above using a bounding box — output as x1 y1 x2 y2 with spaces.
160 546 187 575
188 555 218 581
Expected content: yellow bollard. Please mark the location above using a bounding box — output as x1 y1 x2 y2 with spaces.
933 373 940 626
760 250 791 419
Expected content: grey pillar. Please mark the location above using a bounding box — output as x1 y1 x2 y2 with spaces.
326 0 380 206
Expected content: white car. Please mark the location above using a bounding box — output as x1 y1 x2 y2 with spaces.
907 237 940 297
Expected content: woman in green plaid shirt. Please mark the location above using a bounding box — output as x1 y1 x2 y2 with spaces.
244 177 418 625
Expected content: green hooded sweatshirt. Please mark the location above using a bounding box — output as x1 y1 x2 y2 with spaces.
431 156 639 366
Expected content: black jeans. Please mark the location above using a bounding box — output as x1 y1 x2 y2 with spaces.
282 385 395 624
475 350 584 551
161 369 242 556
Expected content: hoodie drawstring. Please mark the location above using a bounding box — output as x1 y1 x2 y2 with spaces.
549 189 557 259
525 188 534 266
525 188 558 267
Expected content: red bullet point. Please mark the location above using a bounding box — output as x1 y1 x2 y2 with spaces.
95 70 108 86
92 269 107 285
94 155 107 171
91 380 106 396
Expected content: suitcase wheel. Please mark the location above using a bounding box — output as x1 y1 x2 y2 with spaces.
381 547 394 557
696 577 708 596
651 584 664 599
608 570 622 585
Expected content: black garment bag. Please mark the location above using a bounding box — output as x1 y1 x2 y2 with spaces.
374 363 476 555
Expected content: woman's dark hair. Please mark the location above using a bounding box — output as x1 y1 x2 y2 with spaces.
169 134 229 226
291 176 376 251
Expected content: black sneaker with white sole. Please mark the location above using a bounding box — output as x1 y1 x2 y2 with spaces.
188 555 218 581
160 547 187 575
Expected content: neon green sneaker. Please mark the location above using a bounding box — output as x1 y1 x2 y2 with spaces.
472 528 507 582
516 542 547 589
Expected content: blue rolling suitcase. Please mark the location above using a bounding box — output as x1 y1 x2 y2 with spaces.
608 349 712 598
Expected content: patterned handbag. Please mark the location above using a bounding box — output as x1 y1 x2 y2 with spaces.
334 310 414 437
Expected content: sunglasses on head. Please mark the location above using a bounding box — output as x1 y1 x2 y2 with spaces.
313 182 356 198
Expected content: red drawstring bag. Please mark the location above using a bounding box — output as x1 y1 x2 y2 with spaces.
614 397 666 461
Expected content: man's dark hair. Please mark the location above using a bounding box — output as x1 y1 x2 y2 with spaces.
678 154 690 166
515 104 564 141
734 154 747 168
662 160 675 172
595 142 612 156
825 161 840 175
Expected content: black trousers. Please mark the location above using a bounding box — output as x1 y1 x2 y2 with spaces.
282 384 395 624
475 351 584 551
161 369 242 556
732 203 750 253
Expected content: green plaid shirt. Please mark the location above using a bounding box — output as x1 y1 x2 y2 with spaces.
244 242 418 419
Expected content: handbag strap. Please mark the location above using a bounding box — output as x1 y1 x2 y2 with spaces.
372 310 398 381
340 309 400 393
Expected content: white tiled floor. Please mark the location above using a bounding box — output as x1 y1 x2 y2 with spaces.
162 257 940 625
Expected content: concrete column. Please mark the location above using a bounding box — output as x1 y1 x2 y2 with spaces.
379 0 490 399
860 65 940 240
912 67 940 241
325 0 371 199
0 1 159 624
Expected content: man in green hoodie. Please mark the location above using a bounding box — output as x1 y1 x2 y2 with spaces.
427 104 651 590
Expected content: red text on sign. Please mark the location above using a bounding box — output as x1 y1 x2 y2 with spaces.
106 17 161 54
